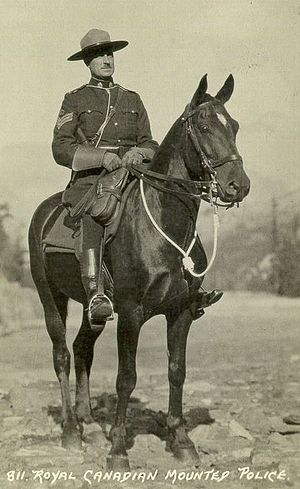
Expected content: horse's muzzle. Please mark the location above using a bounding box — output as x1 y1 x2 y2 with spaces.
224 180 250 202
216 162 250 203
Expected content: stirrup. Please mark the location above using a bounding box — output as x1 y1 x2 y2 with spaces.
88 293 114 325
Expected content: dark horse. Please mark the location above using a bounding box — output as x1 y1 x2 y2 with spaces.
29 75 250 469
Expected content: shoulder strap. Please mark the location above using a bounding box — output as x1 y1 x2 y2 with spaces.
116 84 137 94
94 87 124 147
68 84 87 94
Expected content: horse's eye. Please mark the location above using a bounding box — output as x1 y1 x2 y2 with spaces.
200 125 209 133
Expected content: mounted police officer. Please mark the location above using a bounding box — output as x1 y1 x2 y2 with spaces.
52 28 222 328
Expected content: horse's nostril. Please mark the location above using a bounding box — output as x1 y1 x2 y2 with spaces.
226 181 240 195
229 181 240 191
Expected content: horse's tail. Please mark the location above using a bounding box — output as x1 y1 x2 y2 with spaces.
28 193 64 311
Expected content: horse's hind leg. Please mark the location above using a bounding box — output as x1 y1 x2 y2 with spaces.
43 286 82 449
166 308 199 463
107 309 143 471
73 309 105 424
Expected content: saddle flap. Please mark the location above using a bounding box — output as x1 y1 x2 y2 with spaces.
42 205 79 253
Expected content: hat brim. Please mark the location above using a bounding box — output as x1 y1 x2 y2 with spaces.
67 40 128 61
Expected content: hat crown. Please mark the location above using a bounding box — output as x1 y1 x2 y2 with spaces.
68 28 128 61
80 29 111 50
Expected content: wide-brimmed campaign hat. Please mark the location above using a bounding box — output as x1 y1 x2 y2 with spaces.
68 29 128 61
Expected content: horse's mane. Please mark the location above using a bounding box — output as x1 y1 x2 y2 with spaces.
150 93 220 173
150 117 183 172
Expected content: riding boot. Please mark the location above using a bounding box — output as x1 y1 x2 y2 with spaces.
80 247 114 326
189 236 223 316
200 288 223 308
79 216 114 327
191 288 223 320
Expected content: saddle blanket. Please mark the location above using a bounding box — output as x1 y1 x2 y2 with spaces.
43 206 80 255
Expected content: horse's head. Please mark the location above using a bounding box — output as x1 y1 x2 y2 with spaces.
182 74 250 203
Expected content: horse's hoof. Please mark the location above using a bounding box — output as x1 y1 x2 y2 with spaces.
106 454 130 471
173 446 199 465
61 432 82 451
76 413 94 425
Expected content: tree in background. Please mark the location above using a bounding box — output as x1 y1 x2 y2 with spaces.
0 203 24 283
205 202 300 297
0 203 40 336
277 212 300 297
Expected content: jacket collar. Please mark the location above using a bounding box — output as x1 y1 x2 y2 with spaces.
89 76 115 88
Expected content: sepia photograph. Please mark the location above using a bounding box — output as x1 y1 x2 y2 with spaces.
0 1 299 487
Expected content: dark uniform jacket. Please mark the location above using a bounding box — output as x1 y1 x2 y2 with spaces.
52 78 158 207
52 78 158 171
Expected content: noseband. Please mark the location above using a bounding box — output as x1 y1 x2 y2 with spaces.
181 102 242 177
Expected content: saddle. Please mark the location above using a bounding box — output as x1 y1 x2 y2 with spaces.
43 168 136 255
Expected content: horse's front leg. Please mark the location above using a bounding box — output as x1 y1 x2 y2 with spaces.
166 308 199 463
107 308 143 471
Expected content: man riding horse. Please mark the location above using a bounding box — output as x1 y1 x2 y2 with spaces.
52 28 222 326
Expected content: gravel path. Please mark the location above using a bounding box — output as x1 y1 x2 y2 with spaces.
0 292 299 488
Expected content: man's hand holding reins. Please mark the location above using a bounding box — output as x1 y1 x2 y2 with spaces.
122 147 144 168
121 147 155 168
102 152 122 172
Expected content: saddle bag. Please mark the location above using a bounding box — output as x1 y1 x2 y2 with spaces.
68 168 129 227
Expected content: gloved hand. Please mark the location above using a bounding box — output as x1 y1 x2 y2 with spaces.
102 152 122 172
122 147 144 168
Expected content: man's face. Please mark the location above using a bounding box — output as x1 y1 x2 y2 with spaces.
88 50 115 79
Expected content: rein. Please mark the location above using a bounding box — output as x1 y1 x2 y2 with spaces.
129 164 212 201
139 176 220 278
128 168 220 279
130 164 235 208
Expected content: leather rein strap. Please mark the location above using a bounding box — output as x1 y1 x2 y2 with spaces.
129 164 212 201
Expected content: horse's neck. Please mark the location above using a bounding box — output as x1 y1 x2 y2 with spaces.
145 122 200 247
151 120 190 180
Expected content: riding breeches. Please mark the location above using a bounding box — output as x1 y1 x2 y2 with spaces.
63 174 103 251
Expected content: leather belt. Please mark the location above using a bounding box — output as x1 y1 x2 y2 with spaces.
97 145 133 158
98 146 121 152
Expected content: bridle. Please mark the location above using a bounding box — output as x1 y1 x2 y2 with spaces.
181 102 243 180
128 100 243 278
130 102 242 209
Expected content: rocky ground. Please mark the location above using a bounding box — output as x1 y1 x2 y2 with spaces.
0 292 299 489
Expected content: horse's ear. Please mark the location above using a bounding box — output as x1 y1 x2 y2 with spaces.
190 74 208 108
215 74 234 104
